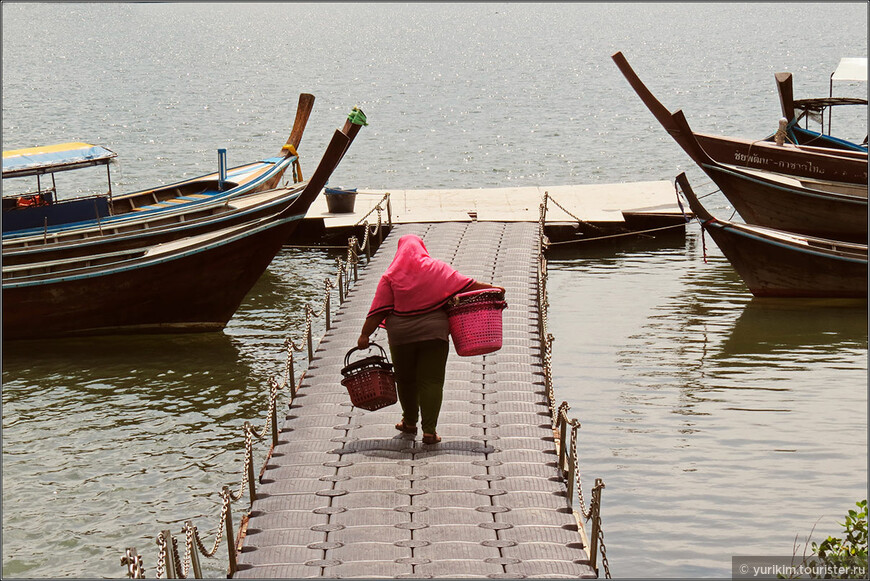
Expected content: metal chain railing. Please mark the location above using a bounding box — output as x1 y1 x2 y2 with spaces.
538 191 612 579
121 548 145 579
545 191 606 233
123 191 612 578
121 197 392 579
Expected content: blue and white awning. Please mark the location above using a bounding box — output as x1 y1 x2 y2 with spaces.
3 142 117 178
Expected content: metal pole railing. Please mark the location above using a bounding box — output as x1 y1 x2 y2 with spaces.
538 191 610 578
125 226 387 579
270 393 279 449
161 530 178 579
244 423 257 504
222 486 237 577
566 419 580 503
558 409 568 472
185 521 203 579
589 478 605 575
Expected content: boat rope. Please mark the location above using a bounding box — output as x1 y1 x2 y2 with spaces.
541 187 711 247
353 192 391 228
546 222 688 246
673 178 714 264
774 118 789 146
123 206 393 579
538 193 612 579
279 144 303 183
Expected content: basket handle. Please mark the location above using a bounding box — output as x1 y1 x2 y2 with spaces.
344 341 388 367
449 288 505 306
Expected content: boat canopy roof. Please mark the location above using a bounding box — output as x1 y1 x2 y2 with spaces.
3 142 117 179
832 57 868 82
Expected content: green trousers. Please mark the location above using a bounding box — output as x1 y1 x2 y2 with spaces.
389 339 449 434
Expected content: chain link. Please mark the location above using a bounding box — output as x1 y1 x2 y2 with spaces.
545 190 605 232
187 487 231 560
540 191 611 577
133 223 380 578
183 523 195 578
353 192 391 228
171 536 184 578
121 548 145 579
597 521 612 578
156 532 167 579
229 423 257 502
570 420 592 521
576 480 592 521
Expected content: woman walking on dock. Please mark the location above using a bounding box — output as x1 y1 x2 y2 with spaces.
357 234 503 444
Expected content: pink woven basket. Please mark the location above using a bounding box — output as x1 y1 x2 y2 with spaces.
447 289 508 356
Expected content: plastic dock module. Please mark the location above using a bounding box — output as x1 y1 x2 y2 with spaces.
234 222 597 579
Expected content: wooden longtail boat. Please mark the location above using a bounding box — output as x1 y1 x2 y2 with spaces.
2 186 303 273
2 107 368 268
693 132 868 186
2 128 354 341
611 51 868 242
2 93 316 239
773 64 868 152
676 172 867 299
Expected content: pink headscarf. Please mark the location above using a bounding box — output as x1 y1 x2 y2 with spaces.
368 234 474 318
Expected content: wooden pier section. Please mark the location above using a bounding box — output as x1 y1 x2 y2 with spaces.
234 221 597 579
298 181 688 243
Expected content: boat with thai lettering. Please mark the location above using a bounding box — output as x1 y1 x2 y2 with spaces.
676 172 867 298
692 132 867 187
612 51 868 242
2 127 356 340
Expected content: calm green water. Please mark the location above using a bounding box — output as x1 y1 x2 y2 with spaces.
2 3 867 578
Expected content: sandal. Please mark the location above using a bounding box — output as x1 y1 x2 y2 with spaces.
395 420 418 435
422 432 441 444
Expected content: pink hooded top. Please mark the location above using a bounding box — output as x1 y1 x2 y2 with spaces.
367 234 475 319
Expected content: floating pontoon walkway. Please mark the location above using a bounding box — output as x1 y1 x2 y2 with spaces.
234 221 597 579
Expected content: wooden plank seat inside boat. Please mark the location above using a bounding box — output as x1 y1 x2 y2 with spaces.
123 179 239 213
174 194 211 200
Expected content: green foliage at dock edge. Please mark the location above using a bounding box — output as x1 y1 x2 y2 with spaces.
780 501 868 579
809 500 868 579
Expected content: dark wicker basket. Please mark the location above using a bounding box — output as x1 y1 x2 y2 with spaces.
340 342 398 411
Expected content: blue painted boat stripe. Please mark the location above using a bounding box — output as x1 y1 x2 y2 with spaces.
3 157 295 238
5 212 306 288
